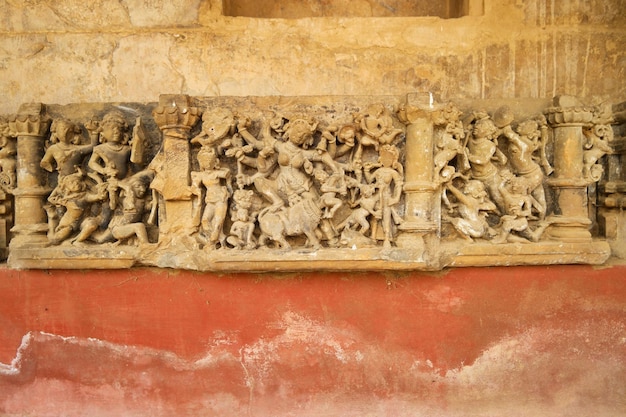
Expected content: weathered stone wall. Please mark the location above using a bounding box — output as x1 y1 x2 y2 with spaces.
1 0 625 114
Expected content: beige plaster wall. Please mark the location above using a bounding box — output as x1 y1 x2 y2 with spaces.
0 0 624 114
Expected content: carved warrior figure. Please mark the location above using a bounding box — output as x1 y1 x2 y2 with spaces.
40 111 149 246
492 173 551 244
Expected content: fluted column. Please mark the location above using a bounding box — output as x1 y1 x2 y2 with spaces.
545 96 594 242
152 94 200 237
8 103 51 246
396 93 439 251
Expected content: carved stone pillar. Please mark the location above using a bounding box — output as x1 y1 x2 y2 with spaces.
545 96 594 242
152 95 201 237
8 103 51 246
396 93 439 253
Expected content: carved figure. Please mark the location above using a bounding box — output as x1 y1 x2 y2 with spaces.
0 119 17 189
87 111 132 210
235 117 283 209
445 179 496 241
337 183 381 235
191 148 232 249
464 114 507 212
41 119 93 178
433 104 465 183
45 170 107 245
319 124 357 161
254 116 346 249
492 174 550 244
352 104 403 183
501 119 549 220
583 124 613 182
227 189 256 250
355 103 404 147
74 171 154 245
314 168 346 219
190 108 236 153
363 144 404 248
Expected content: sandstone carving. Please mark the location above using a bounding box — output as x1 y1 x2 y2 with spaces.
1 94 621 271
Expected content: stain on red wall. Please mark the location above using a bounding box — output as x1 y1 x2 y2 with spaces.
1 265 625 416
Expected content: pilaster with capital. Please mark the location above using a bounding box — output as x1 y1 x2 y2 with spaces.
544 96 594 242
396 94 439 252
151 94 201 237
8 103 51 246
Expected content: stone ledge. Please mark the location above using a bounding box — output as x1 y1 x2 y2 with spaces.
6 240 611 272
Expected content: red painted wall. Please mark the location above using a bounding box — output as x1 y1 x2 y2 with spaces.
1 265 625 416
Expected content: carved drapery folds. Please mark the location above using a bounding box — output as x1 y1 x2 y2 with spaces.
1 94 619 270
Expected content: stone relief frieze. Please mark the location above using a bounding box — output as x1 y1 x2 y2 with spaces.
0 94 623 271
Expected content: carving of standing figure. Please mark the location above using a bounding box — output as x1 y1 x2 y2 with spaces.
501 119 549 220
464 115 507 212
88 111 132 211
445 179 497 241
41 119 93 178
363 144 404 248
191 149 232 249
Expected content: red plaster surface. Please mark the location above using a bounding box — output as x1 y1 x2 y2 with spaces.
0 265 625 416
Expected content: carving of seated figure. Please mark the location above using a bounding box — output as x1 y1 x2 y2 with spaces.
41 119 93 178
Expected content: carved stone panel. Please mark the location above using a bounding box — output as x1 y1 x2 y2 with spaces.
2 94 617 271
